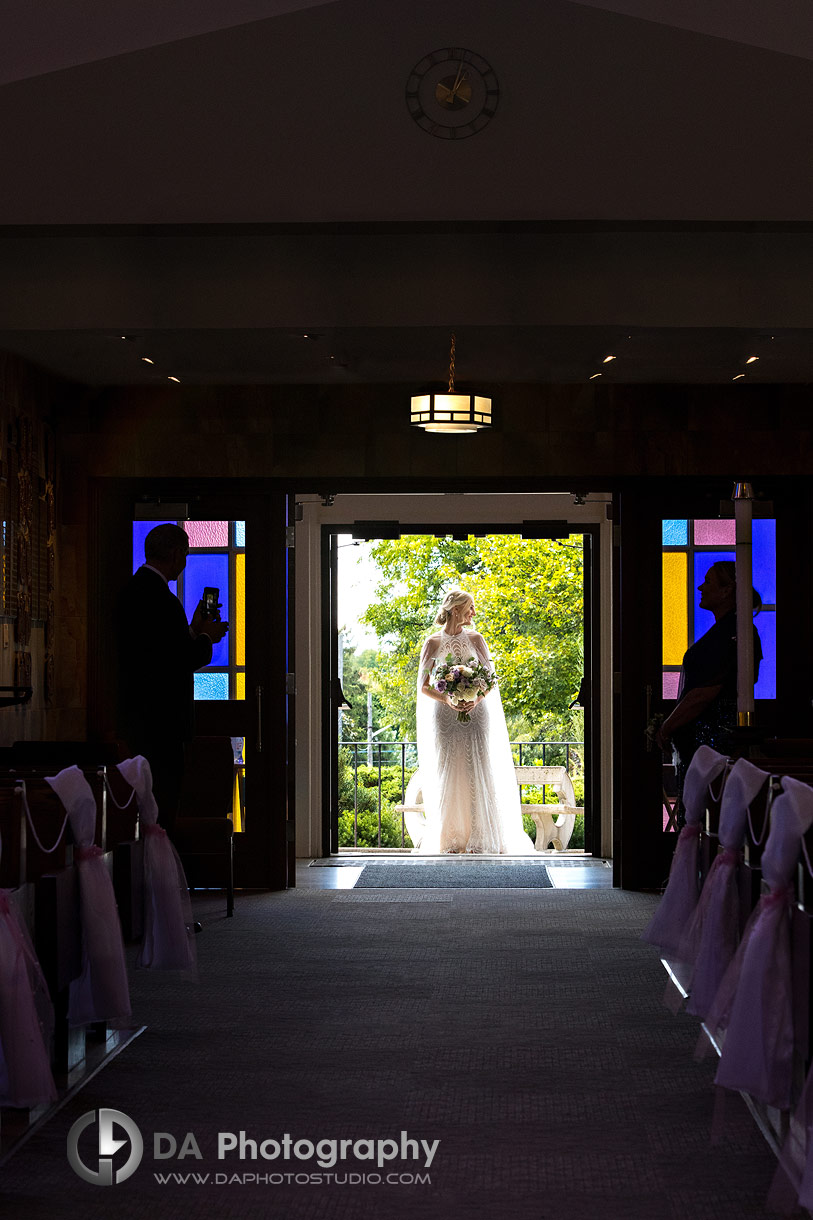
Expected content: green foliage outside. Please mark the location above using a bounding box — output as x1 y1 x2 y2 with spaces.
359 534 584 742
337 749 417 848
337 748 585 850
338 645 388 743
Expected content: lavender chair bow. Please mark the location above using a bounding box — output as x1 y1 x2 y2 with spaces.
679 758 770 1018
117 756 196 972
641 746 728 959
706 775 813 1110
0 889 57 1107
45 767 130 1026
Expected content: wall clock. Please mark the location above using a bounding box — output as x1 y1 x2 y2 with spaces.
406 48 499 139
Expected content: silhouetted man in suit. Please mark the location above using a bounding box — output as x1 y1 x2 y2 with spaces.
115 523 229 834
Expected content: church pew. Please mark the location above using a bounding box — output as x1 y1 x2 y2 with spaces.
699 766 730 886
34 864 84 1076
16 779 74 883
0 764 143 941
105 766 144 942
2 767 107 854
0 782 26 889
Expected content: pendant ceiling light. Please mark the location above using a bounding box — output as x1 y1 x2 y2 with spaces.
410 333 492 433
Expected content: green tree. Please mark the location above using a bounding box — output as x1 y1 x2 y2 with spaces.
338 640 387 742
361 536 480 738
360 534 583 741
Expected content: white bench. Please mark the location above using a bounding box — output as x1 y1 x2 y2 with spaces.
394 765 581 852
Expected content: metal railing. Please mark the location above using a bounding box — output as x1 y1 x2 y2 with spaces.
339 740 583 850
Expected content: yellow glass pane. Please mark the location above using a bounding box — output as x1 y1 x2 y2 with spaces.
231 768 244 832
235 671 245 700
662 552 688 664
235 552 245 666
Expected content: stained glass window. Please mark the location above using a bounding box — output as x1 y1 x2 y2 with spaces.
194 672 229 700
131 518 245 700
694 519 735 546
185 520 229 549
662 518 776 701
662 553 688 664
662 520 688 546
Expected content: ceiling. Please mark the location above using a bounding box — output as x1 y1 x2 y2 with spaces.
2 0 812 225
1 325 811 387
2 1 812 388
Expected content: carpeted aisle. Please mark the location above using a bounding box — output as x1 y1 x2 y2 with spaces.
0 886 781 1219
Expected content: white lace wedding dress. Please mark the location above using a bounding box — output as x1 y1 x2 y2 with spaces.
415 627 535 855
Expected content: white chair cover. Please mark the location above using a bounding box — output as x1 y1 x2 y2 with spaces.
0 889 57 1107
45 767 131 1026
680 758 769 1018
117 756 196 972
706 775 813 1110
641 746 728 959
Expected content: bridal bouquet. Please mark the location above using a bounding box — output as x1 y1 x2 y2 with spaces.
430 654 497 723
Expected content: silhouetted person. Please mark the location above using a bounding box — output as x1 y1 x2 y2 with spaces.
114 523 229 835
656 560 762 827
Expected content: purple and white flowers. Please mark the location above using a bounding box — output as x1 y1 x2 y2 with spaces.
428 653 497 723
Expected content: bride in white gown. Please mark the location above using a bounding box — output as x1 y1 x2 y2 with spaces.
415 589 535 855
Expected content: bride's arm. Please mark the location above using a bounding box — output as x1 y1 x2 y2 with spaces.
417 637 465 708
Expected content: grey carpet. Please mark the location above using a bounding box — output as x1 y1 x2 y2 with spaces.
354 863 553 889
0 887 782 1220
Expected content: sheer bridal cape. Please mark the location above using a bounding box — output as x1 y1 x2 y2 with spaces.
415 627 535 855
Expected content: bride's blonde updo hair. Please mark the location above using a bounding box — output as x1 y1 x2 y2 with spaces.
434 588 473 629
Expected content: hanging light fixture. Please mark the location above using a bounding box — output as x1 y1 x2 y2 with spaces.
410 333 492 432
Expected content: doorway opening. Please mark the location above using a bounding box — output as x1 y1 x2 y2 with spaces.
333 529 588 855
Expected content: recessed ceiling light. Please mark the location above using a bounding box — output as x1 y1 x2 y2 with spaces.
746 355 759 364
167 375 180 383
732 373 746 381
602 355 616 363
141 356 154 364
589 372 602 380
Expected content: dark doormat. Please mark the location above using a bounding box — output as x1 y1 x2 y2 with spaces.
353 862 553 889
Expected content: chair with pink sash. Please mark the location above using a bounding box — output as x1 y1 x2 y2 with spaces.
0 889 57 1107
641 745 729 960
704 775 813 1111
45 767 130 1026
678 757 770 1019
117 756 196 972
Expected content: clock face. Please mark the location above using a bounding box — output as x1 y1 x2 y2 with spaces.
406 48 499 139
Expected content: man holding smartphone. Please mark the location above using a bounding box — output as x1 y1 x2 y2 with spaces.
115 522 229 835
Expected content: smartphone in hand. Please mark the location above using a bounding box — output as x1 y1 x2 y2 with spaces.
202 586 220 620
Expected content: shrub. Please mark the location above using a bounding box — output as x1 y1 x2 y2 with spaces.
338 808 413 849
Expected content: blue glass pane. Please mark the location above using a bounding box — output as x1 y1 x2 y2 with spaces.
194 672 229 700
183 553 229 666
752 519 776 605
754 611 776 699
235 521 246 548
662 519 688 546
693 551 735 640
132 520 178 595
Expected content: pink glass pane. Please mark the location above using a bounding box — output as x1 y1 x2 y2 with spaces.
184 520 228 548
662 671 681 699
694 519 735 545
